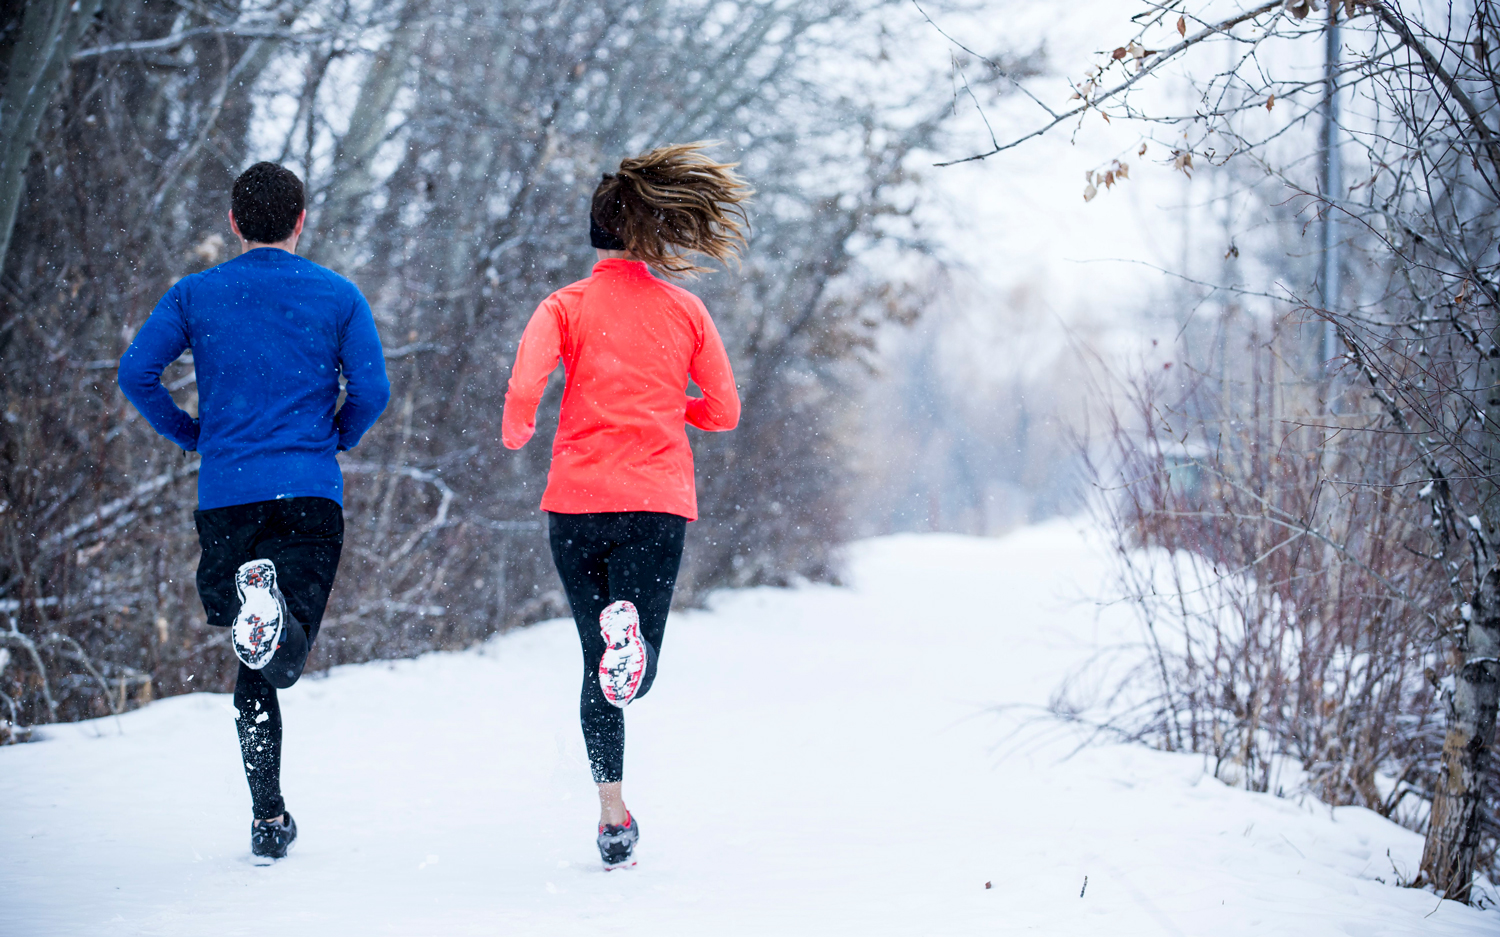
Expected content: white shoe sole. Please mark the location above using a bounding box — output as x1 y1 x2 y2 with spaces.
232 560 286 670
598 600 646 708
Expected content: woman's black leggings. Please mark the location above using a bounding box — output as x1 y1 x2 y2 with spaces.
548 511 686 784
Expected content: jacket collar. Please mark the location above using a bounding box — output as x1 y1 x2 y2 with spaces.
591 258 654 278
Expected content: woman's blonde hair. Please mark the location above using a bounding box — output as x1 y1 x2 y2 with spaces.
591 142 752 278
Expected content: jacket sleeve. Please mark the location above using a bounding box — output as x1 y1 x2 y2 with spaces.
334 289 391 451
685 305 740 432
502 294 565 450
117 285 201 452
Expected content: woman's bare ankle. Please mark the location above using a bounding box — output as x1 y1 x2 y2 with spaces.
597 782 629 827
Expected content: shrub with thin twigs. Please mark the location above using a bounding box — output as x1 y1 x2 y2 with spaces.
1075 317 1497 880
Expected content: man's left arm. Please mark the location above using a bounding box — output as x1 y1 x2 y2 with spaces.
335 291 391 451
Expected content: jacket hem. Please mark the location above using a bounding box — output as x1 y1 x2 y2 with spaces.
197 484 344 512
538 497 696 522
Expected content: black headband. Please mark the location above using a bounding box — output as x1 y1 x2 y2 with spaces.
589 214 626 250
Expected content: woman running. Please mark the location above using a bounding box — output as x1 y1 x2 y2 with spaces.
501 143 750 870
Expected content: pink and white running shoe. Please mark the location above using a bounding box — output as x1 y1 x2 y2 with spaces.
598 600 647 708
232 559 287 670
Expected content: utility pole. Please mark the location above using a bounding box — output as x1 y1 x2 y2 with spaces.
1320 2 1342 367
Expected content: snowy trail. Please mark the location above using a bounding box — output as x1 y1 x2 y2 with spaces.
2 524 1495 936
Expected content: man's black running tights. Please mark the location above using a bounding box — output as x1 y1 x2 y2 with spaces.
549 511 686 784
235 664 285 820
197 496 344 820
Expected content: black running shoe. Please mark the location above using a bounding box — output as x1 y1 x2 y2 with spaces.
251 811 297 860
259 611 309 690
597 812 639 870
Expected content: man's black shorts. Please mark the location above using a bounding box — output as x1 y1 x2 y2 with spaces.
194 496 344 645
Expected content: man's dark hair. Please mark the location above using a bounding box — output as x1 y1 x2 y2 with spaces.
231 162 305 244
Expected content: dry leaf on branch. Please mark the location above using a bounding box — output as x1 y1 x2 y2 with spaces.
1177 15 1187 36
1112 47 1128 59
1284 0 1324 20
1070 66 1101 101
1083 160 1131 203
1138 142 1148 156
1266 93 1275 111
1115 41 1159 73
1172 149 1194 176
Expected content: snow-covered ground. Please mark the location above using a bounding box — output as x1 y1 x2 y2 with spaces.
2 523 1494 936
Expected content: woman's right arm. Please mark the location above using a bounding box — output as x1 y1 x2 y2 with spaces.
502 295 565 449
686 306 740 432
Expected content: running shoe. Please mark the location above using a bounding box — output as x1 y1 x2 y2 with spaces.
251 811 297 860
597 812 639 870
232 559 287 670
598 600 647 707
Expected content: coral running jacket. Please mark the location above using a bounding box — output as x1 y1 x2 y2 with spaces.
502 258 740 520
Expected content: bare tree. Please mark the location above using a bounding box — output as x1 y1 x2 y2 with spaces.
922 0 1500 901
0 0 109 281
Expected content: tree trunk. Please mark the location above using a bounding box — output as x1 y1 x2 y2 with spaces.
309 1 420 272
0 0 107 280
1421 326 1500 902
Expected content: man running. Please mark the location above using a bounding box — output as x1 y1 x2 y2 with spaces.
118 162 390 860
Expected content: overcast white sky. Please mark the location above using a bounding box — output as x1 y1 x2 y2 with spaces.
915 0 1196 304
895 0 1335 388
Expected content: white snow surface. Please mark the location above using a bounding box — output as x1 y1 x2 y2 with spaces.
3 523 1495 935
